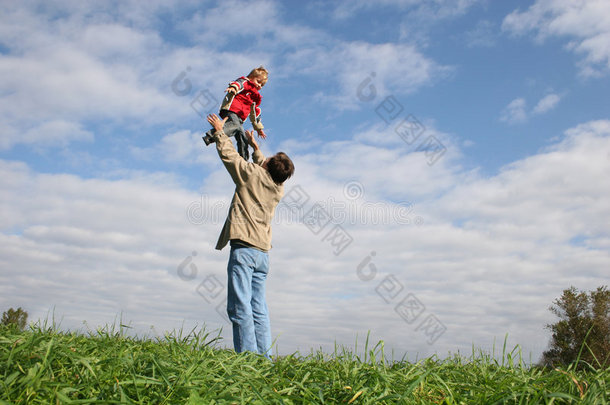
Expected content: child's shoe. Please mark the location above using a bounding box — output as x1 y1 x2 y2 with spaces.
202 130 215 146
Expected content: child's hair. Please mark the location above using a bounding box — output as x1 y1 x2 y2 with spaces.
248 66 268 81
267 152 294 185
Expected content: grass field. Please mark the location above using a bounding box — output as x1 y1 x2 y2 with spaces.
1 324 608 404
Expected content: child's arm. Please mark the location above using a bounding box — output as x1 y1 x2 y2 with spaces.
220 91 235 111
226 78 246 94
249 102 267 139
220 78 244 111
244 130 266 165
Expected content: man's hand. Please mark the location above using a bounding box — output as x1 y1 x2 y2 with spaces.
207 114 228 133
244 130 259 151
256 129 267 140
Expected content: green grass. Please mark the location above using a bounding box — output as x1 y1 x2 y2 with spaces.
1 324 608 404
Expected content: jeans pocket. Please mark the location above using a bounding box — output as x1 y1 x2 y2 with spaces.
232 246 256 269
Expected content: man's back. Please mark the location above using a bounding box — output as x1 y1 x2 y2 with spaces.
214 128 283 252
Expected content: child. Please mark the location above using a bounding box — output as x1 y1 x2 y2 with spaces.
202 66 268 161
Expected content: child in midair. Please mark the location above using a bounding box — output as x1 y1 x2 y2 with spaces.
202 66 268 161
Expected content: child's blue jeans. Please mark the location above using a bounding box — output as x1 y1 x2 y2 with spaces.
218 110 249 161
226 244 272 358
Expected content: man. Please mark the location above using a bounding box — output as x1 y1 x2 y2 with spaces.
207 113 294 359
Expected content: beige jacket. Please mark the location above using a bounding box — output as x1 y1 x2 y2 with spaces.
214 130 283 252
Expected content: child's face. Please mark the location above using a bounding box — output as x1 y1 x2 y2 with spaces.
250 75 267 89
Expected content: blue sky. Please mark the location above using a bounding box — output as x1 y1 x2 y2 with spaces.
1 0 609 360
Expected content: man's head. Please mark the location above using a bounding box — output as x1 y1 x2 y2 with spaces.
264 152 294 185
247 66 268 89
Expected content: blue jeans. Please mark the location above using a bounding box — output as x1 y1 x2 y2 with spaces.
226 245 271 358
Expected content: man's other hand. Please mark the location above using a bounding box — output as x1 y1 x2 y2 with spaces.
245 130 259 151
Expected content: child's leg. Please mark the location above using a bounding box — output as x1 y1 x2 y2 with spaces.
221 111 242 138
234 128 250 161
222 112 250 161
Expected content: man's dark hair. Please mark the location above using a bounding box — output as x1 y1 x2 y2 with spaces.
267 152 294 184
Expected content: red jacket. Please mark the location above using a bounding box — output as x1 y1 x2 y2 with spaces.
222 77 262 124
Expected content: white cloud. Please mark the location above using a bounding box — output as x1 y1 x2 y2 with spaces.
500 93 562 124
186 0 280 46
533 93 561 115
131 130 218 166
500 98 527 124
1 120 94 151
435 120 610 241
503 0 610 76
0 5 177 149
314 41 451 110
0 157 231 333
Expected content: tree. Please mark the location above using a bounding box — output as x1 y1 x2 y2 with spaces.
540 286 610 369
1 307 29 330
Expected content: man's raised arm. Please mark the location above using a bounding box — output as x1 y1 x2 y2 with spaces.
206 113 252 185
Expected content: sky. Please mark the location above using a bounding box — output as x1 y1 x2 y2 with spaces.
1 0 609 361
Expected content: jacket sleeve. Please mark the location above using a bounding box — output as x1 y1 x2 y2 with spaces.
252 149 265 166
227 77 246 94
215 130 262 184
249 102 264 131
220 91 235 111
